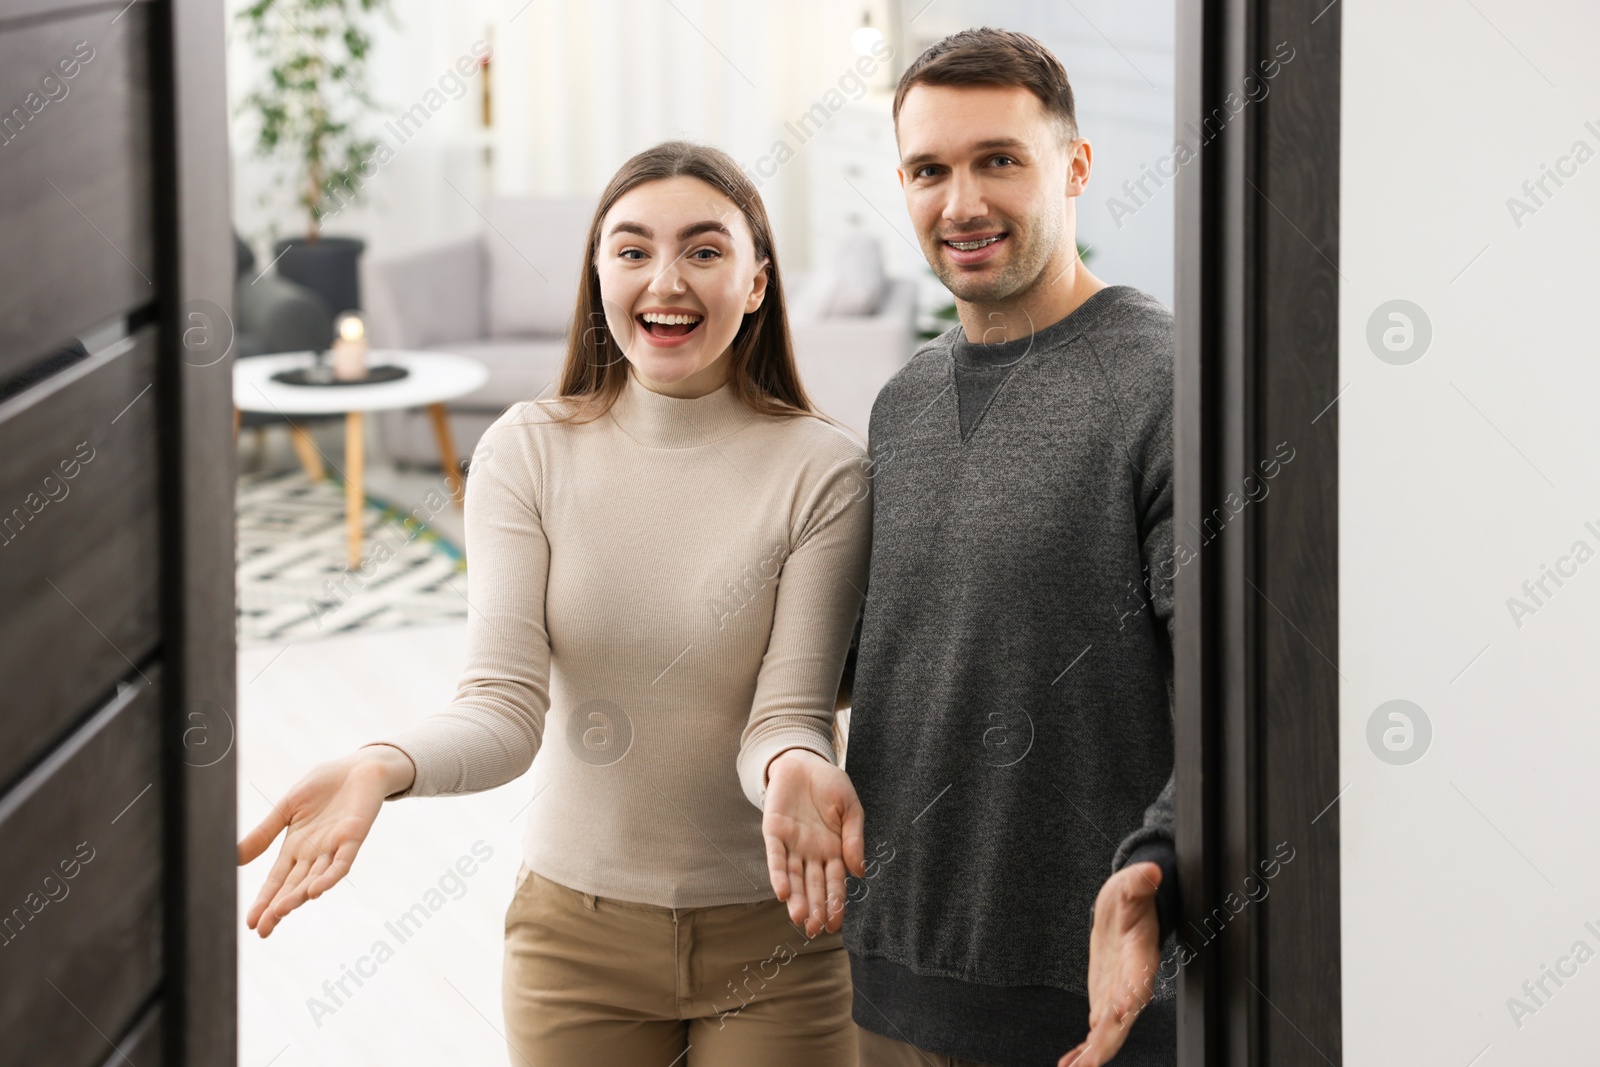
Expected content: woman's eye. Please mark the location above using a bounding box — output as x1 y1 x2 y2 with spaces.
690 247 721 261
619 248 646 261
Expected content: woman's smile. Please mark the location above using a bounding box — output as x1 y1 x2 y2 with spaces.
635 306 705 347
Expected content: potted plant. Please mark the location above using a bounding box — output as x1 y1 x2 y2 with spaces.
235 0 394 318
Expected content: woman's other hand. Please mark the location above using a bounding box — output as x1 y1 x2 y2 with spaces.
236 744 415 938
761 748 866 938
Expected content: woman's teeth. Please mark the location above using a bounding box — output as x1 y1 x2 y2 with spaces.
948 235 1003 251
639 311 703 338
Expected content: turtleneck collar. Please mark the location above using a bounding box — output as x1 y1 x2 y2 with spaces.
606 365 761 449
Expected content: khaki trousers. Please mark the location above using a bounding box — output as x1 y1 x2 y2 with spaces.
856 1024 996 1067
502 863 858 1066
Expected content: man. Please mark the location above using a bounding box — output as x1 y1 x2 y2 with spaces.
842 27 1179 1067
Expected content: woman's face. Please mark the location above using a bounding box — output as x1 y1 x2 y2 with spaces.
594 175 770 398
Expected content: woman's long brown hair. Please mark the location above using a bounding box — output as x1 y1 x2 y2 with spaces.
547 140 816 424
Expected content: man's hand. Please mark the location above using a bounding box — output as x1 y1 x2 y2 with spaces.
761 748 867 938
1059 861 1163 1067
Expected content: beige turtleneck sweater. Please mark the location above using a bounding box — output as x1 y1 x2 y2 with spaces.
361 368 872 907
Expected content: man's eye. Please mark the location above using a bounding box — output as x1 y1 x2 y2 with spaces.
916 165 940 179
992 156 1016 167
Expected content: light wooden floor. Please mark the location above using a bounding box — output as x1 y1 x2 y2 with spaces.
238 439 530 1067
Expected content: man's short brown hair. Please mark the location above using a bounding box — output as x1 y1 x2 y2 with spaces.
893 27 1078 142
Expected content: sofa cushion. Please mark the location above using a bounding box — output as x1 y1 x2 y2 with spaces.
787 234 889 323
825 232 887 317
425 336 570 408
484 196 597 338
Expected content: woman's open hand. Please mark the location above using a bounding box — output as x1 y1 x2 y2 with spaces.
761 749 866 938
237 745 413 938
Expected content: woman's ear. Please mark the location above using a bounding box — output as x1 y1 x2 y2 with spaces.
745 257 771 314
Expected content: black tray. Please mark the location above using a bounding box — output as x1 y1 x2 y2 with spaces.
270 363 409 387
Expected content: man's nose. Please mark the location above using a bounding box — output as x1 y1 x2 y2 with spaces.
942 172 989 225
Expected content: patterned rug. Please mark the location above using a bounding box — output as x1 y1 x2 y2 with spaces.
236 469 468 647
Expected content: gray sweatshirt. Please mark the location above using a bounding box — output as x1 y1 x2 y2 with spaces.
843 285 1177 1066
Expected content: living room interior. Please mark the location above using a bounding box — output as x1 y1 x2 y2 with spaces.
226 1 1176 1063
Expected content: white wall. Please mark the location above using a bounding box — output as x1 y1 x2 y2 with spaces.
1341 2 1600 1062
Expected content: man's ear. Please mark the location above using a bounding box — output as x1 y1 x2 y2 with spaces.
896 167 906 190
745 257 771 314
1066 137 1093 197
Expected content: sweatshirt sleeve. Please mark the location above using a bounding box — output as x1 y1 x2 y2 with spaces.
359 412 552 798
737 448 873 809
1110 355 1179 939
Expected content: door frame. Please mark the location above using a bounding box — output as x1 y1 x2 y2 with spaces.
152 0 238 1062
1173 0 1343 1063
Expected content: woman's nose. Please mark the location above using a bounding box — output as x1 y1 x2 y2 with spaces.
648 258 687 295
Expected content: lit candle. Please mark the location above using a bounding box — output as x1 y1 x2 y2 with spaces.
331 312 369 381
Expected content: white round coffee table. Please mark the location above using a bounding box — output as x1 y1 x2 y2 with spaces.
233 350 489 569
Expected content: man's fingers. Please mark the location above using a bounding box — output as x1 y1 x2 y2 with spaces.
1075 1012 1133 1067
1123 860 1162 901
1058 1038 1099 1067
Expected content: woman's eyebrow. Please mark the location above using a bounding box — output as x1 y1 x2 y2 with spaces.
677 220 732 240
605 220 732 240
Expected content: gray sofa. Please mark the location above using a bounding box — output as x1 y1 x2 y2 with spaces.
233 231 338 431
359 197 916 465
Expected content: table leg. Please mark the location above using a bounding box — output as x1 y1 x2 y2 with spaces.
346 411 364 571
428 402 465 508
290 423 326 482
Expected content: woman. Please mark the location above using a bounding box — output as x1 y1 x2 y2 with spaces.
237 141 873 1065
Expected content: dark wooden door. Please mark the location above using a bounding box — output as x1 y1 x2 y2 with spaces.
1174 0 1343 1063
0 0 236 1063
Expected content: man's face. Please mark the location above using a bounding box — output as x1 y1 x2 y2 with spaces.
896 83 1078 306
